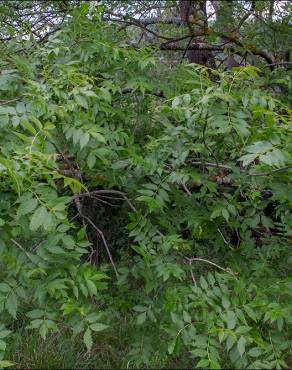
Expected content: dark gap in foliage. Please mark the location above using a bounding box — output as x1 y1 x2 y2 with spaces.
74 197 132 265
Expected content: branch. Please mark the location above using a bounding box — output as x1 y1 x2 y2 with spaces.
11 239 31 259
185 257 237 277
0 98 21 105
265 62 292 67
249 165 292 176
181 182 192 196
81 214 118 278
160 43 223 51
138 16 182 26
233 3 256 32
38 26 62 43
121 87 165 98
73 190 137 213
189 161 232 170
107 17 174 41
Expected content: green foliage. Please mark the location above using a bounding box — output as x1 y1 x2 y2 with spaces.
0 3 291 369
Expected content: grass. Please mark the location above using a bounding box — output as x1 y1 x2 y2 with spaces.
7 327 127 369
5 323 192 369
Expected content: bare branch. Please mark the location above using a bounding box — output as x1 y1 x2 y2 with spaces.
0 98 21 105
81 214 118 278
181 183 192 196
73 190 137 213
185 257 238 277
265 62 292 67
249 165 292 176
121 87 165 98
189 161 232 170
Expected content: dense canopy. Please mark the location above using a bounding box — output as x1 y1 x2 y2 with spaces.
0 1 291 368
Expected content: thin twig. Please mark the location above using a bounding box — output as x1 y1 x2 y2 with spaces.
186 258 197 287
181 183 192 196
217 228 234 250
81 214 118 278
190 161 232 170
90 195 117 207
180 35 194 64
250 165 292 176
96 194 128 201
186 257 237 277
11 239 31 259
73 190 137 213
121 87 165 98
52 143 87 231
0 98 21 105
265 61 292 67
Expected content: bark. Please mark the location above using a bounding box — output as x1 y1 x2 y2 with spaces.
178 0 215 68
269 0 274 20
213 0 241 68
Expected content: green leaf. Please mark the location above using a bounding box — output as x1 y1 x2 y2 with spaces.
196 359 210 368
183 310 192 323
261 215 273 229
80 132 90 149
237 336 246 357
87 152 96 168
0 284 10 293
226 335 235 351
222 296 230 309
224 311 236 330
100 87 111 103
47 246 64 254
86 280 97 296
183 94 191 105
247 347 262 357
200 276 208 290
136 312 147 325
5 292 18 319
26 309 44 319
0 330 11 339
168 338 177 354
244 305 257 322
21 119 36 135
90 132 106 143
172 97 180 108
207 272 215 286
27 319 42 329
18 198 38 216
90 323 109 332
236 326 251 334
29 206 48 231
83 328 93 352
191 348 207 357
222 209 229 221
0 339 6 351
210 360 221 369
39 321 48 340
0 361 15 368
86 313 102 324
246 141 273 154
133 305 147 313
75 95 88 109
239 153 257 166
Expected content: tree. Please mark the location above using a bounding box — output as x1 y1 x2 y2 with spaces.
0 1 291 368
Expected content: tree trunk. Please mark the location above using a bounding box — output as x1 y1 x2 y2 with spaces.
213 0 241 68
179 0 215 68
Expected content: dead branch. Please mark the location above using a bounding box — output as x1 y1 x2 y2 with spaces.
185 257 238 278
73 190 137 213
81 214 118 278
189 161 233 170
249 165 292 176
